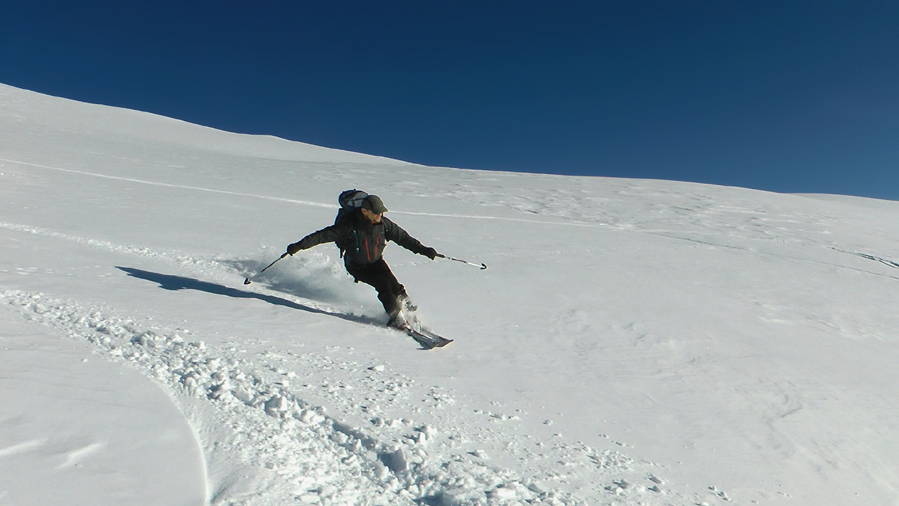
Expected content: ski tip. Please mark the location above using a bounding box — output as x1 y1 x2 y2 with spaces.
480 263 487 270
412 336 436 350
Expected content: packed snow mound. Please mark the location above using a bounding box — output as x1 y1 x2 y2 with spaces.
2 83 899 505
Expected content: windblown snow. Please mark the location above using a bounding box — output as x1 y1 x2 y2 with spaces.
2 83 898 505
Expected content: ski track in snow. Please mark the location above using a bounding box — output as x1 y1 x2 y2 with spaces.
0 158 335 210
0 289 679 505
8 156 899 283
3 289 543 505
0 225 705 505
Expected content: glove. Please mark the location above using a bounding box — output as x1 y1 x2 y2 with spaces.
420 246 438 260
287 242 302 256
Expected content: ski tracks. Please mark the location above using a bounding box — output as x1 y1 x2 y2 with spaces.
1 220 712 505
0 290 592 505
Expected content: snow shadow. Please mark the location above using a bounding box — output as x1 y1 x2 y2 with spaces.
116 267 374 325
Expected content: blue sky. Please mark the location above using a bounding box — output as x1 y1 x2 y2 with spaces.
3 1 898 200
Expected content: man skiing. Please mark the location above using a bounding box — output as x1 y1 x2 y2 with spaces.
286 194 438 328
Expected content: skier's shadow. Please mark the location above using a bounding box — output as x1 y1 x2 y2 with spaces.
116 267 375 325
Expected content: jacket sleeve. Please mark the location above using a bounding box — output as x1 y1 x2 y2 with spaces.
289 223 345 252
383 218 427 254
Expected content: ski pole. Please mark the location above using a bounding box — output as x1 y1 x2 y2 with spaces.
437 254 487 270
244 252 288 285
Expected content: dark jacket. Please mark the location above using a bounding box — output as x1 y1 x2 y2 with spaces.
290 211 428 266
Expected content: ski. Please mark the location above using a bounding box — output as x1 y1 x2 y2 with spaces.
396 325 453 350
418 327 453 348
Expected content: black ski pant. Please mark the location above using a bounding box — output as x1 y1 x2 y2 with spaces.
345 259 407 317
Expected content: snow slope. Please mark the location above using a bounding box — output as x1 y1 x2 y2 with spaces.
2 83 899 505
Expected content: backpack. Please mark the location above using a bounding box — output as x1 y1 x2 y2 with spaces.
334 189 368 256
336 189 368 221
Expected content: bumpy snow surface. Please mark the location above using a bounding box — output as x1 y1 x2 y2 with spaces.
2 83 899 505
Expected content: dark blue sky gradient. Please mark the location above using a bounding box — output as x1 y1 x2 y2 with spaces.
3 1 898 200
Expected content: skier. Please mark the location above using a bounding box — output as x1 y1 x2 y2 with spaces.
286 194 438 328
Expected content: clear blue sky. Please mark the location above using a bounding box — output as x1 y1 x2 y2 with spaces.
3 1 898 200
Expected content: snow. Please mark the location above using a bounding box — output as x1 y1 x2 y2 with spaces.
2 82 899 505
